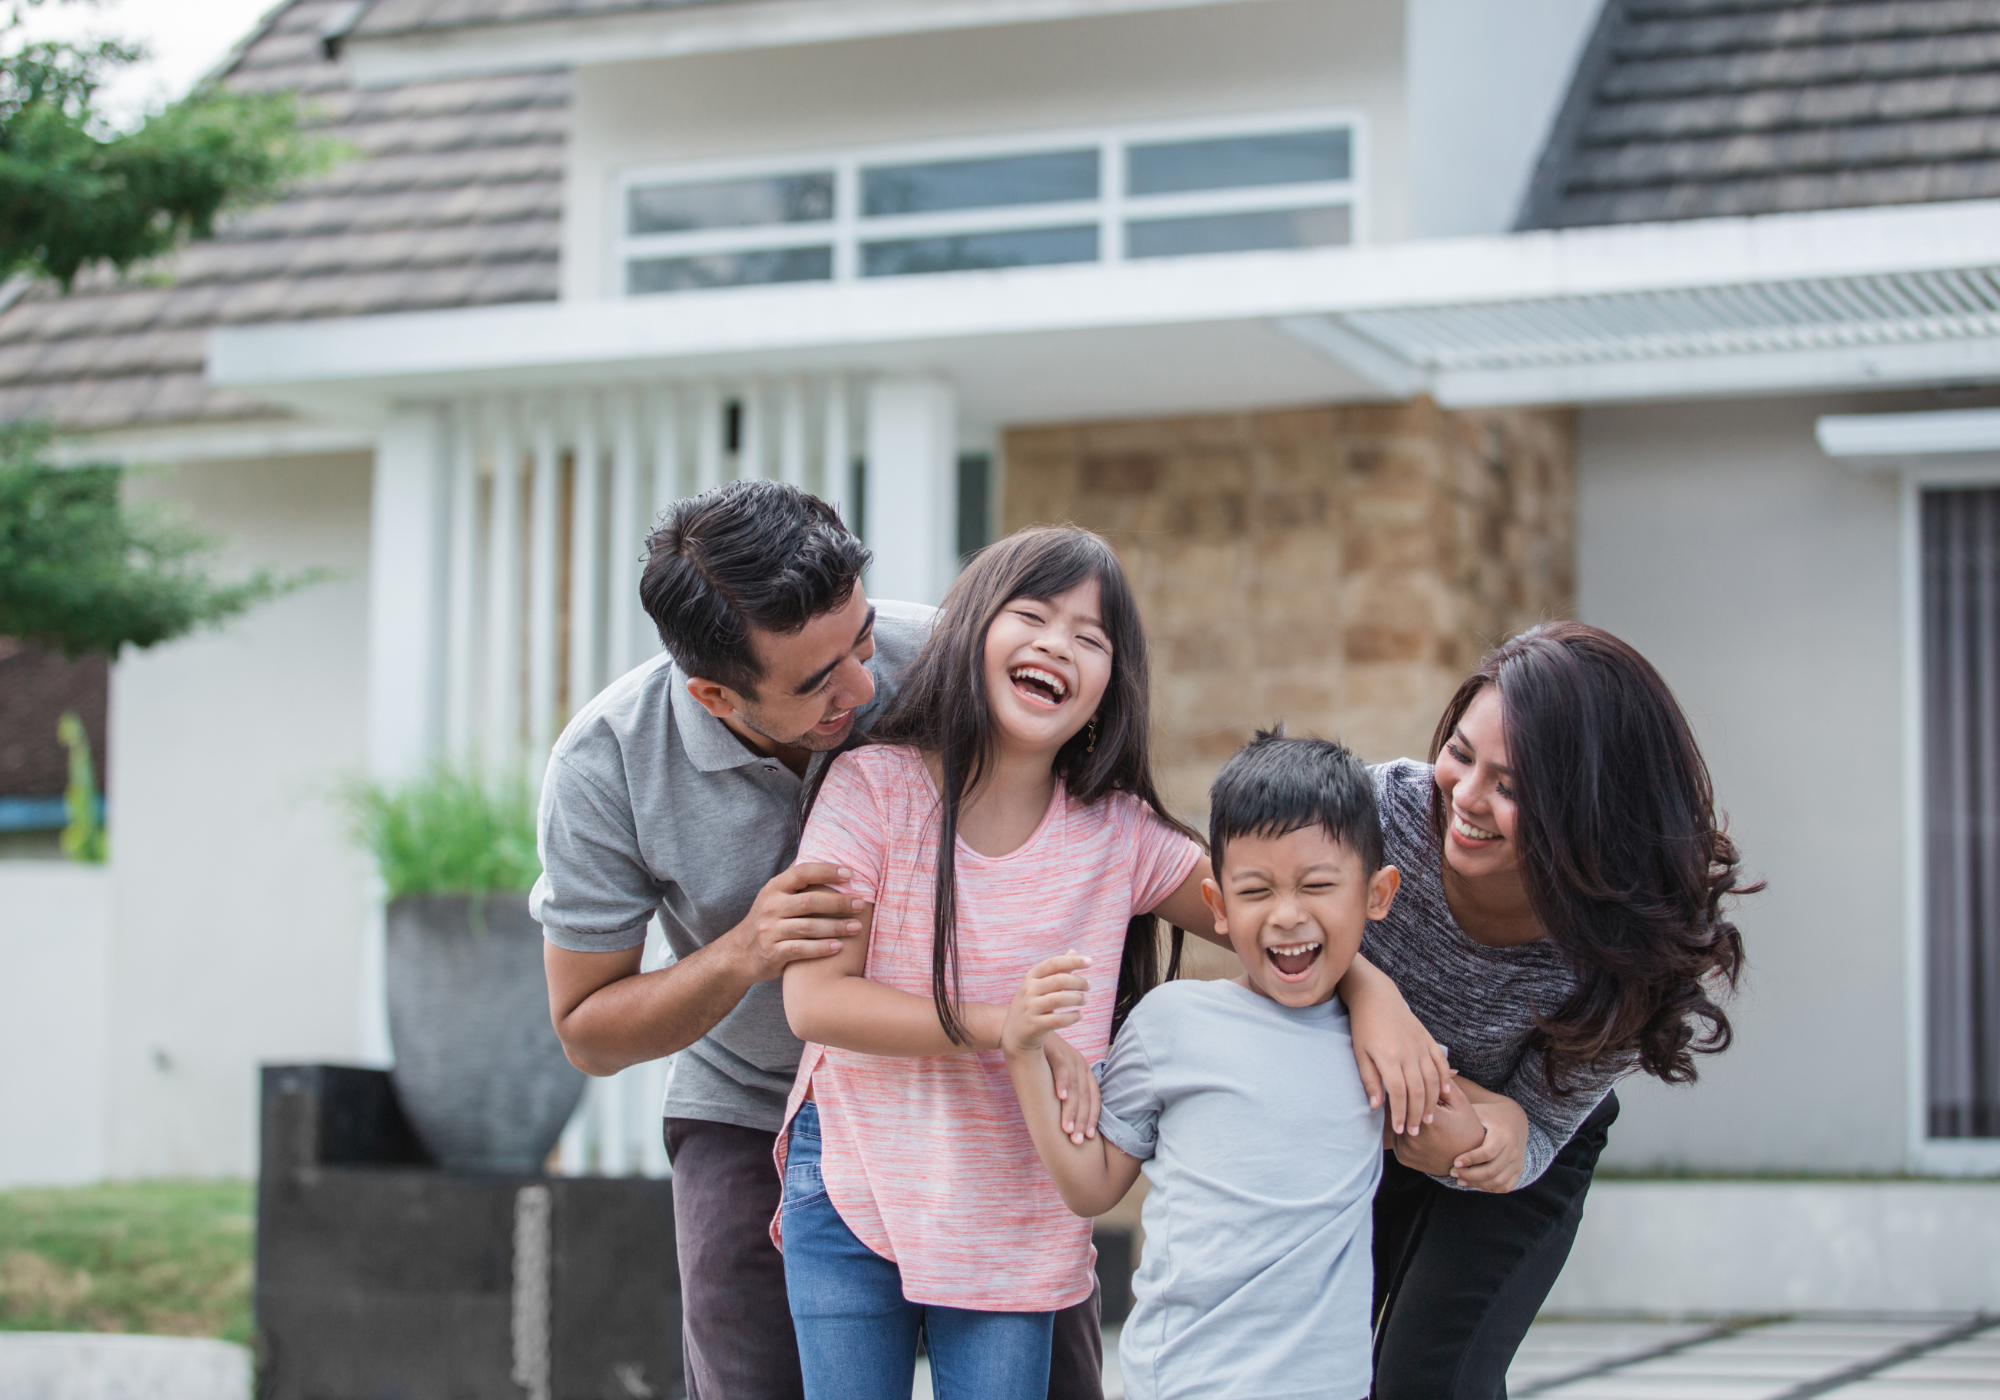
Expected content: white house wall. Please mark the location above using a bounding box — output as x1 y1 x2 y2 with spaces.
562 0 1407 302
1576 395 1910 1174
105 452 374 1178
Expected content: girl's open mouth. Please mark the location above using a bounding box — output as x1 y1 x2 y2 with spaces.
1266 942 1322 980
1008 665 1068 708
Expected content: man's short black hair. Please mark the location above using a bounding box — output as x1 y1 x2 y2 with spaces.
1209 728 1384 876
639 481 871 695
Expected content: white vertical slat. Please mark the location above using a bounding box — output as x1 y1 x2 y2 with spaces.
558 1102 590 1177
567 393 604 719
739 380 766 481
597 1072 631 1176
652 386 684 514
526 404 563 760
443 402 481 759
483 402 524 767
635 1055 673 1177
606 388 644 677
695 384 725 493
821 374 850 518
779 378 808 490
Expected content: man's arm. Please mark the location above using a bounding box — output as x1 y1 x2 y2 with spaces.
1001 955 1145 1218
546 862 861 1076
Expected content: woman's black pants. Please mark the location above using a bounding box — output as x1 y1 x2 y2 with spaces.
1371 1092 1619 1400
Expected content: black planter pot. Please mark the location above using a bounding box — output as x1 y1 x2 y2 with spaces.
385 892 586 1173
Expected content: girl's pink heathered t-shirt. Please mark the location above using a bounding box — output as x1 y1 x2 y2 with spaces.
775 744 1199 1312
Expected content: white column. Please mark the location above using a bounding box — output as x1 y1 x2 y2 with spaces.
567 395 603 720
695 385 724 494
779 378 808 490
863 377 958 606
526 406 563 759
366 405 451 779
607 389 644 677
739 380 766 481
652 387 683 516
443 403 481 760
821 375 850 517
483 404 524 768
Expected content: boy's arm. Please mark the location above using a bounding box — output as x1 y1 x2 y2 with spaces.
1001 955 1145 1217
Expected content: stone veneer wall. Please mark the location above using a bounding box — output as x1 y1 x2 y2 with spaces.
1002 397 1576 821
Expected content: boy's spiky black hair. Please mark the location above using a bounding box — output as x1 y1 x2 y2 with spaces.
1208 727 1383 876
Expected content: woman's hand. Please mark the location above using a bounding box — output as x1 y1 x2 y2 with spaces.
1451 1093 1529 1192
1338 955 1454 1137
1389 1073 1484 1175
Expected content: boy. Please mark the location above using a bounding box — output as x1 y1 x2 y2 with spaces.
1002 731 1484 1399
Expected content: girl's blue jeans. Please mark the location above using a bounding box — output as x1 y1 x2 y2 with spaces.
781 1101 1056 1400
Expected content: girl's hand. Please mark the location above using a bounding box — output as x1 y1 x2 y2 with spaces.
1000 954 1091 1059
1042 1034 1101 1145
1452 1095 1529 1192
1340 957 1453 1137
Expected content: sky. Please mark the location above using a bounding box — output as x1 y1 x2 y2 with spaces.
16 0 285 127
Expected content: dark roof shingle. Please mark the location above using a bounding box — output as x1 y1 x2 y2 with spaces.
353 0 749 38
1519 0 2000 229
0 0 566 432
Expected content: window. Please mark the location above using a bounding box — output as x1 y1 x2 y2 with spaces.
1922 485 2000 1140
617 113 1362 296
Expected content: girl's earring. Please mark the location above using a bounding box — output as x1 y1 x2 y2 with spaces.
1086 716 1098 754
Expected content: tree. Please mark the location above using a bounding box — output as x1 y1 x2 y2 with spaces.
1 0 332 287
0 423 318 656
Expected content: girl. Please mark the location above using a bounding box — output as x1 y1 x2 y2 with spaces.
775 526 1208 1400
1365 622 1756 1399
773 526 1443 1400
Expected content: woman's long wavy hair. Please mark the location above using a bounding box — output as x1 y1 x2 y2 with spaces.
1429 622 1756 1094
815 526 1197 1045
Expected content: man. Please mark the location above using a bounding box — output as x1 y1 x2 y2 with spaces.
535 481 1103 1400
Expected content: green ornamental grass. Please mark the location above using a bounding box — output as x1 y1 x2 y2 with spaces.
343 764 541 898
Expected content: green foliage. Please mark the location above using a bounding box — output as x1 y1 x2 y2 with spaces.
55 706 101 861
344 763 543 899
0 422 322 657
0 1 337 288
0 1179 254 1342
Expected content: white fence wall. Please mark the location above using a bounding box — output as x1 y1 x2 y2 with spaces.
0 864 112 1186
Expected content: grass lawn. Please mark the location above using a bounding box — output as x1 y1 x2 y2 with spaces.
0 1181 253 1343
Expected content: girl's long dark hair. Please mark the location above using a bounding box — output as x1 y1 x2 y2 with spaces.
813 526 1197 1044
1430 622 1757 1094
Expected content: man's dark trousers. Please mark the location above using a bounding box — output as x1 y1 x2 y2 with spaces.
666 1117 1103 1399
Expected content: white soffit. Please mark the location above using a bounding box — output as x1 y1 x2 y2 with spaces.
209 198 2000 415
341 0 1282 88
1816 407 2000 459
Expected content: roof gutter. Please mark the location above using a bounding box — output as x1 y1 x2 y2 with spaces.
340 0 1281 87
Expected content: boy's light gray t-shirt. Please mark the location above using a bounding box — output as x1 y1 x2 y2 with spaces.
1096 979 1383 1400
530 600 931 1134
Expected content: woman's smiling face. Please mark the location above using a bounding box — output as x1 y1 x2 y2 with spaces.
981 578 1113 760
1434 684 1521 882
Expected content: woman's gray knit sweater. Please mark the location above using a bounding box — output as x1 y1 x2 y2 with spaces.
1362 760 1623 1188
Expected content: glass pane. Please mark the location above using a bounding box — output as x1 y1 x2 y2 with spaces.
1126 129 1351 196
862 150 1098 217
861 225 1098 277
1126 205 1350 259
627 246 834 294
628 172 834 234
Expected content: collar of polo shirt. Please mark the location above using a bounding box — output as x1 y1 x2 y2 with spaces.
667 663 782 773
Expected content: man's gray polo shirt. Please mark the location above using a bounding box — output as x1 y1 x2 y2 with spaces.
531 600 931 1133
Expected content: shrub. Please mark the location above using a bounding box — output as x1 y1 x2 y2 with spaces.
343 764 540 899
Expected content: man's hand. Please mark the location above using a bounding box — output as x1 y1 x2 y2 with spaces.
1452 1093 1529 1193
723 862 863 983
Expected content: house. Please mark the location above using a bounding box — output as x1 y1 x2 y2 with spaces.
3 0 1998 1312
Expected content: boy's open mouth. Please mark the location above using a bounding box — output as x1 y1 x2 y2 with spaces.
1266 941 1322 980
1008 665 1068 707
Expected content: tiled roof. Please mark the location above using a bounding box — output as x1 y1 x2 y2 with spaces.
0 0 566 432
1518 0 2000 230
353 0 749 37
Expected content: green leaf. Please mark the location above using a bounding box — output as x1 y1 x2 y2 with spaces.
341 764 544 899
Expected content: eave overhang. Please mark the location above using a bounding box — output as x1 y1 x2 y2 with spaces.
207 198 2000 427
339 0 1282 88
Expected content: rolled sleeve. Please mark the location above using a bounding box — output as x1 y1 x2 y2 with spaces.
1092 1017 1162 1162
532 752 662 953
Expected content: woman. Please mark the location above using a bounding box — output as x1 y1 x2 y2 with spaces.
1365 622 1754 1399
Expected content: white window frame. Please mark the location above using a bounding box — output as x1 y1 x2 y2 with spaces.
611 107 1368 295
1898 453 2000 1176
